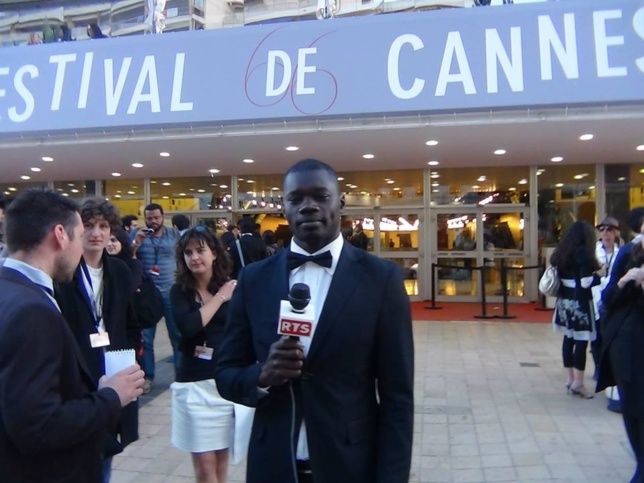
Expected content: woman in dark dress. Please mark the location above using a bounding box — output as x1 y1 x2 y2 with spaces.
170 227 237 483
551 221 602 399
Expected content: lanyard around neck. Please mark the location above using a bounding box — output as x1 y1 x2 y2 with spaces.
80 262 103 330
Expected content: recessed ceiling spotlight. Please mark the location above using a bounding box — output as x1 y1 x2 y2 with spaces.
30 167 41 172
427 160 439 166
393 187 401 191
189 188 195 192
197 189 206 193
337 177 345 181
111 172 121 177
42 156 54 162
551 156 564 162
432 189 439 193
431 182 439 187
285 146 299 152
589 186 596 189
247 180 255 183
113 194 121 198
242 159 254 164
637 145 644 151
573 173 588 180
386 180 395 184
8 187 17 191
61 193 69 197
219 184 228 189
425 140 439 146
494 149 506 155
271 186 279 190
179 192 186 196
68 183 75 187
150 180 157 184
430 173 440 179
579 134 594 141
618 176 626 181
20 175 30 180
209 168 220 174
477 176 486 182
70 189 79 194
159 152 170 157
640 168 644 174
127 191 135 195
518 179 528 185
162 195 169 199
132 163 144 168
162 182 171 186
555 183 564 188
472 185 480 189
508 187 517 191
362 154 375 159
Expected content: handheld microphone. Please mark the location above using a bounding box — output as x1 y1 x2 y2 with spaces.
278 283 316 343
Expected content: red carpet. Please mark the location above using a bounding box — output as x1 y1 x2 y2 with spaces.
411 301 553 323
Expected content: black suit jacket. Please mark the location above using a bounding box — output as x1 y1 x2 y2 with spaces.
215 242 414 483
0 266 121 482
56 253 140 456
229 233 268 278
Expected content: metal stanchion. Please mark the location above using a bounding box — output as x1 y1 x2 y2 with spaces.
496 260 516 319
425 263 443 310
474 266 495 319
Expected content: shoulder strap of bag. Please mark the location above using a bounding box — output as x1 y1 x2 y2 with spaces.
235 239 246 267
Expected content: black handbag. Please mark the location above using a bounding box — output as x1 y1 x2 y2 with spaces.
133 273 164 329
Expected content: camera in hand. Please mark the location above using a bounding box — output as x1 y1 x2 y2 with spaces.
144 228 155 236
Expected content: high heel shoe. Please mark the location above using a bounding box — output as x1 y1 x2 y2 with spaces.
569 385 594 399
565 381 572 393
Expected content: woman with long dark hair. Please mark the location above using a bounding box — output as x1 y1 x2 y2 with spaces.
106 228 143 295
170 226 237 483
551 220 602 399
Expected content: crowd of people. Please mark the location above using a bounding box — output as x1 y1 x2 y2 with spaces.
0 159 414 483
549 208 644 482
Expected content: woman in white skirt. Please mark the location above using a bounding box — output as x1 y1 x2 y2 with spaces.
170 226 238 482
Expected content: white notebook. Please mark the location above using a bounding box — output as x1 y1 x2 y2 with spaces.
104 349 136 378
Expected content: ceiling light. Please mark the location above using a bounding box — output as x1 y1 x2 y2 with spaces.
362 154 375 159
425 140 439 146
386 180 395 184
179 192 186 196
573 174 585 180
41 156 54 162
197 189 206 193
618 177 626 181
285 146 299 152
132 163 144 168
62 193 69 197
430 173 440 179
579 134 594 141
432 189 439 193
20 175 30 180
537 171 544 176
555 183 564 188
477 176 486 182
127 191 135 195
209 168 220 174
494 149 506 155
111 172 121 177
589 186 596 189
337 177 344 181
159 152 170 157
518 179 528 185
71 189 79 193
8 187 17 191
472 185 480 189
30 167 41 172
219 184 228 189
431 182 439 187
551 156 564 162
640 168 644 174
189 188 195 191
242 159 254 164
345 183 352 187
637 145 644 151
508 187 517 191
162 195 169 199
428 160 439 166
68 183 75 187
162 182 171 186
114 194 121 198
393 187 401 191
247 180 254 183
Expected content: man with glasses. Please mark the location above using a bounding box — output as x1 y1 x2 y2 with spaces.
132 203 181 394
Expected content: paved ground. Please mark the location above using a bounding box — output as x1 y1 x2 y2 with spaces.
111 320 634 482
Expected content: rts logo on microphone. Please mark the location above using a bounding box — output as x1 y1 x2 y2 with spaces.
278 318 313 337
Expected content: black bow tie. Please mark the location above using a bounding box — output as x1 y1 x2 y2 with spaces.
286 250 333 271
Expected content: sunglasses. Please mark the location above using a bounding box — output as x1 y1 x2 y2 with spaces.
598 226 616 232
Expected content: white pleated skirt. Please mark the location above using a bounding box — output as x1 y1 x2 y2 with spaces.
171 379 234 453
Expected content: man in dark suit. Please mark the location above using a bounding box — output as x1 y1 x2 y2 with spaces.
216 159 414 483
0 189 144 483
56 198 142 481
228 216 268 278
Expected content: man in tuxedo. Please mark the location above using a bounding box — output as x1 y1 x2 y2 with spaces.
216 159 414 483
228 216 268 278
0 189 144 482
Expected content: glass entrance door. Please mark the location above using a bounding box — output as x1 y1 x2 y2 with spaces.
431 206 529 302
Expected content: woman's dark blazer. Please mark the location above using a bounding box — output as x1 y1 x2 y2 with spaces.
56 252 141 456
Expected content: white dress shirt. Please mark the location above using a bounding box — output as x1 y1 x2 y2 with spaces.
288 233 344 460
2 257 60 312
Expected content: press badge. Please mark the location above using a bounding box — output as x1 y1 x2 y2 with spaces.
90 332 111 348
194 344 213 360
